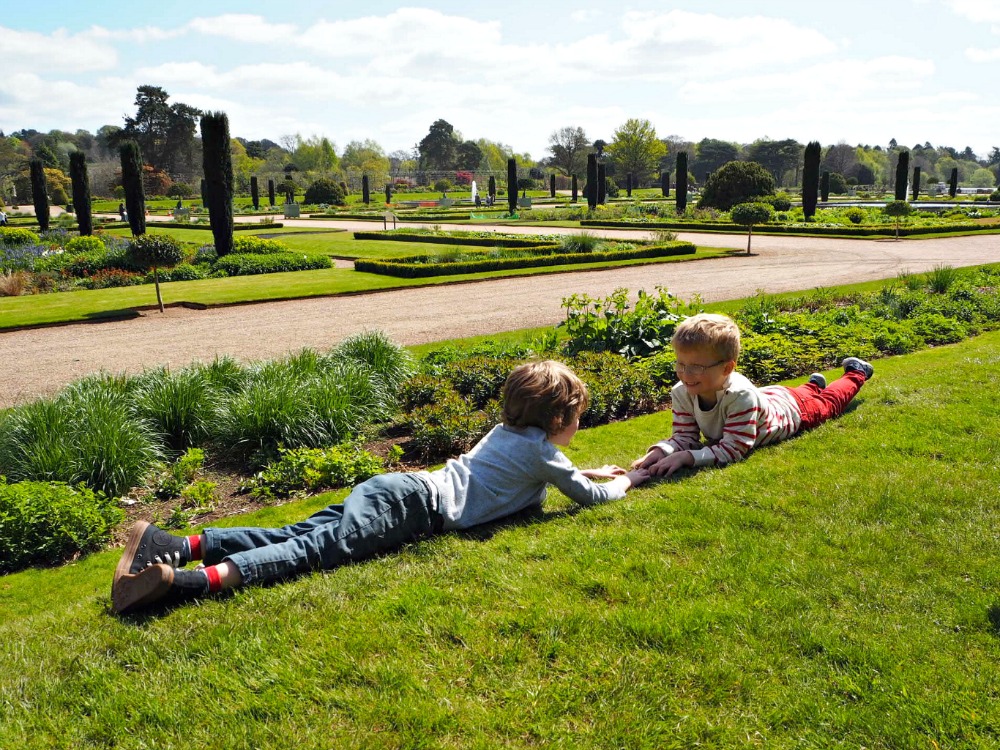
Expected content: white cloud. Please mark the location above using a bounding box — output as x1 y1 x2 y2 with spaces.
945 0 1000 23
966 46 1000 62
0 26 116 73
186 14 297 43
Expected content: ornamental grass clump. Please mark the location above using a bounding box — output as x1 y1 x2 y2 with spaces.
132 368 221 453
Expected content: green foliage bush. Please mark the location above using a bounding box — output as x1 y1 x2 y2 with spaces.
304 178 346 206
698 161 776 210
843 207 866 224
65 235 105 254
130 234 184 269
242 443 385 501
214 252 332 276
0 477 123 573
231 236 288 254
0 227 40 248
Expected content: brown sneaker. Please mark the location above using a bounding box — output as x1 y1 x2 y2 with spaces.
112 563 176 615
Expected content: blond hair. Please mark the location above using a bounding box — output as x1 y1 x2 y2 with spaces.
671 313 741 362
501 360 589 435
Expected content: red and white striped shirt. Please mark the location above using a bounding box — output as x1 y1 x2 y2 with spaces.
653 372 802 467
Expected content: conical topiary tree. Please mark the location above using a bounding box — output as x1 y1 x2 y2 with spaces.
894 151 910 201
586 153 598 210
821 171 830 202
69 152 93 236
385 183 392 204
571 174 578 203
362 174 370 205
29 159 50 232
661 171 669 197
119 140 146 236
912 166 921 201
250 176 259 210
200 111 234 257
200 178 207 206
597 163 607 204
507 158 517 215
549 173 556 198
949 168 958 198
676 152 688 213
130 234 184 313
488 175 496 202
268 178 276 206
626 173 633 198
802 141 821 220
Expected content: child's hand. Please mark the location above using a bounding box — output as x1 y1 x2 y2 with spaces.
581 464 627 480
647 451 694 477
631 447 666 469
626 468 651 487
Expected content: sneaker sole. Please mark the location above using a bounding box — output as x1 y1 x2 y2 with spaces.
113 520 151 585
112 564 175 615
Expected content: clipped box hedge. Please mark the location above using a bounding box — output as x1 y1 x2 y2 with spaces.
354 241 696 278
144 221 285 231
353 231 556 248
579 219 998 237
214 252 332 276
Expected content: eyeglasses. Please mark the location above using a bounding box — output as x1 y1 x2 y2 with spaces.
674 359 726 376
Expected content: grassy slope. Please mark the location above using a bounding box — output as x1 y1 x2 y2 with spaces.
1 332 998 748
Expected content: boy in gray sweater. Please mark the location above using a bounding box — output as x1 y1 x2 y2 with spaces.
112 360 649 614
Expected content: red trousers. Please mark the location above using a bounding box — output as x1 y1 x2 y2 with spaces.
782 370 867 431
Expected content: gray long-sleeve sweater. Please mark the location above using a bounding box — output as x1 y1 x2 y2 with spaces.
418 424 626 530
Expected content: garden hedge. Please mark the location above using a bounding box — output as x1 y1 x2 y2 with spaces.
579 219 1000 237
214 252 332 276
353 231 559 248
354 242 697 278
143 221 284 231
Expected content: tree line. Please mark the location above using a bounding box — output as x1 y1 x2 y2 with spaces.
2 85 999 206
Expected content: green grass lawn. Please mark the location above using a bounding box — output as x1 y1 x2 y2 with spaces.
1 331 998 747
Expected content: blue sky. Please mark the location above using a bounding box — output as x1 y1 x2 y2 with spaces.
2 0 998 159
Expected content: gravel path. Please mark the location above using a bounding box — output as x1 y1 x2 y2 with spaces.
1 223 997 408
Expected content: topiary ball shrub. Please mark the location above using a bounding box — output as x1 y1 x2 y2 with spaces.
130 233 184 269
698 161 776 211
0 477 123 573
65 235 106 254
843 207 866 224
304 178 346 206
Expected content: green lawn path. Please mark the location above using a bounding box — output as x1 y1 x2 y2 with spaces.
1 331 998 747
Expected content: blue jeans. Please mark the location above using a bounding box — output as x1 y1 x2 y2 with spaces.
202 473 440 585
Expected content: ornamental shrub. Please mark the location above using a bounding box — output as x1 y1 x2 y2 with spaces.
65 235 105 254
243 443 385 501
0 227 41 248
0 477 123 573
697 161 775 211
304 178 346 205
843 207 866 224
231 235 288 254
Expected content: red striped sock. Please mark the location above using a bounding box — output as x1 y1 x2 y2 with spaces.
204 565 223 593
186 534 203 560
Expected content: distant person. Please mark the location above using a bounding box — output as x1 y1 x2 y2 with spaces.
112 360 650 614
118 203 126 221
632 313 874 476
0 209 7 226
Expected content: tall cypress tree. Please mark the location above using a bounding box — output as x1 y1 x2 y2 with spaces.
119 140 146 236
626 173 633 198
200 111 234 256
597 163 607 204
250 176 259 210
549 173 556 198
200 179 207 206
949 168 958 198
69 152 93 236
661 171 669 197
268 178 276 206
488 175 496 202
821 171 830 202
362 174 370 205
894 151 910 201
586 153 598 209
385 183 392 204
676 152 688 213
912 166 921 201
507 158 517 215
802 141 821 220
571 174 578 203
29 159 50 232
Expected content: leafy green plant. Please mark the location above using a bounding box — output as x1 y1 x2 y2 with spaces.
843 207 866 224
179 479 218 511
134 369 219 452
243 443 385 501
231 236 288 254
0 477 122 573
153 447 206 498
926 264 960 294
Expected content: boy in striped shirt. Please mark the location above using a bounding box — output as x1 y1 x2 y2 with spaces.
632 313 873 476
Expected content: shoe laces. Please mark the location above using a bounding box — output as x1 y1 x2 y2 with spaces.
151 550 183 567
